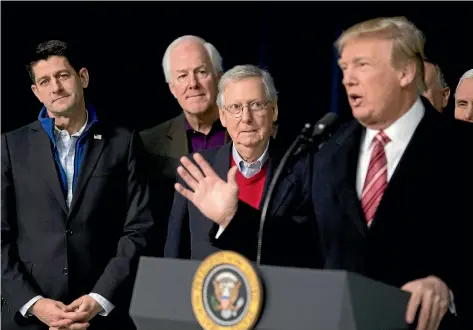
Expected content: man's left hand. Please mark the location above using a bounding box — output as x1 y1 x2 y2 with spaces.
402 275 450 330
49 295 103 330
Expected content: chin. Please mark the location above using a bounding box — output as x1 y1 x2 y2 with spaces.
185 104 212 114
50 105 74 114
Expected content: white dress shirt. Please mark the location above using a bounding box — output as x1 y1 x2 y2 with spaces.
356 97 425 198
19 112 115 318
354 97 456 314
215 142 270 239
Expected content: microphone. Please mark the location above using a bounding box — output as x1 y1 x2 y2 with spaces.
293 112 339 157
255 112 339 265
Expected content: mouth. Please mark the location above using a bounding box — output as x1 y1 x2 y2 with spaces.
53 96 69 103
348 93 363 106
186 94 205 99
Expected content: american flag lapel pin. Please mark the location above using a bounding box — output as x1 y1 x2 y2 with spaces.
94 134 102 140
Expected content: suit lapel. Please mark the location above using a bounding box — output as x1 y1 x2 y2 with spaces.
31 123 68 215
166 114 189 158
369 106 435 228
259 141 295 215
68 126 106 215
211 142 232 181
330 121 368 237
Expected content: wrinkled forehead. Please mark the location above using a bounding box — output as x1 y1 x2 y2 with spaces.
223 78 266 103
169 41 211 72
456 78 473 99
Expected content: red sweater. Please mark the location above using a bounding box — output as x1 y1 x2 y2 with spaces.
230 157 268 210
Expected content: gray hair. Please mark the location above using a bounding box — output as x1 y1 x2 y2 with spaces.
216 65 278 108
162 35 223 83
455 69 473 96
436 64 449 89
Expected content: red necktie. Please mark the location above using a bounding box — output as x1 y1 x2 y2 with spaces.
361 131 391 226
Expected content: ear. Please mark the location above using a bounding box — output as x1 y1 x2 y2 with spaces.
219 107 227 128
442 87 451 108
169 83 178 99
31 84 42 103
78 68 89 88
398 60 417 88
272 102 279 122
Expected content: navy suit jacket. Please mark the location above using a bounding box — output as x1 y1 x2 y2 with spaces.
164 140 322 269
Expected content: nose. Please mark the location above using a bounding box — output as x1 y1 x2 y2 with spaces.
51 78 64 93
464 104 473 121
188 73 199 89
342 68 357 88
240 106 253 124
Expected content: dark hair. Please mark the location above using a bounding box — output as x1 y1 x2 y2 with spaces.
26 40 84 82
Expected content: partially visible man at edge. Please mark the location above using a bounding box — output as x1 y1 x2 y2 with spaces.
171 17 473 330
454 68 473 123
422 58 450 113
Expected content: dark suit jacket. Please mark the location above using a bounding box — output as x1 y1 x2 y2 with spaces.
212 99 473 329
1 121 154 330
140 113 229 257
164 140 322 269
310 99 472 328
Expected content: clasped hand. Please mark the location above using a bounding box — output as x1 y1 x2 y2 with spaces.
31 295 102 330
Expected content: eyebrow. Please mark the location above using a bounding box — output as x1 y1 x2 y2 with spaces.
176 65 207 73
338 56 370 67
36 69 70 82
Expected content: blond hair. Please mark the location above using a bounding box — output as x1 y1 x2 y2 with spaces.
335 16 427 94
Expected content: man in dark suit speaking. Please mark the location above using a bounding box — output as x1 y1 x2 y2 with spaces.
1 40 155 330
171 18 472 330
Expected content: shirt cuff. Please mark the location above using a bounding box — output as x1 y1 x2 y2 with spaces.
448 290 457 315
215 225 225 239
88 293 115 316
19 295 43 317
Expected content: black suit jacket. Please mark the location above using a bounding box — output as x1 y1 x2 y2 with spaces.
310 99 473 328
164 140 322 269
213 99 473 329
139 113 229 257
1 120 154 329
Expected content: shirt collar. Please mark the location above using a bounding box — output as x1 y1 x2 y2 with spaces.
54 110 89 138
362 97 425 151
185 117 224 133
232 141 270 173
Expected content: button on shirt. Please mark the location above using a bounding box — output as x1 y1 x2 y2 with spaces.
232 142 270 179
54 113 88 207
19 111 115 317
215 142 270 239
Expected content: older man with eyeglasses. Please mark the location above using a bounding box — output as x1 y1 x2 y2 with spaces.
164 64 322 269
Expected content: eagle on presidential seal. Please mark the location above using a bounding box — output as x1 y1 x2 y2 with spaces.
210 271 245 319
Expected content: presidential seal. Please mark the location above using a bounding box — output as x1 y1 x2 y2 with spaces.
191 251 263 330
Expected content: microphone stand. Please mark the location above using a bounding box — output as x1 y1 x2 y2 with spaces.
256 123 314 265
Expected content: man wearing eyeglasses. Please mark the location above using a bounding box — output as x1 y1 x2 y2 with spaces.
164 64 321 269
